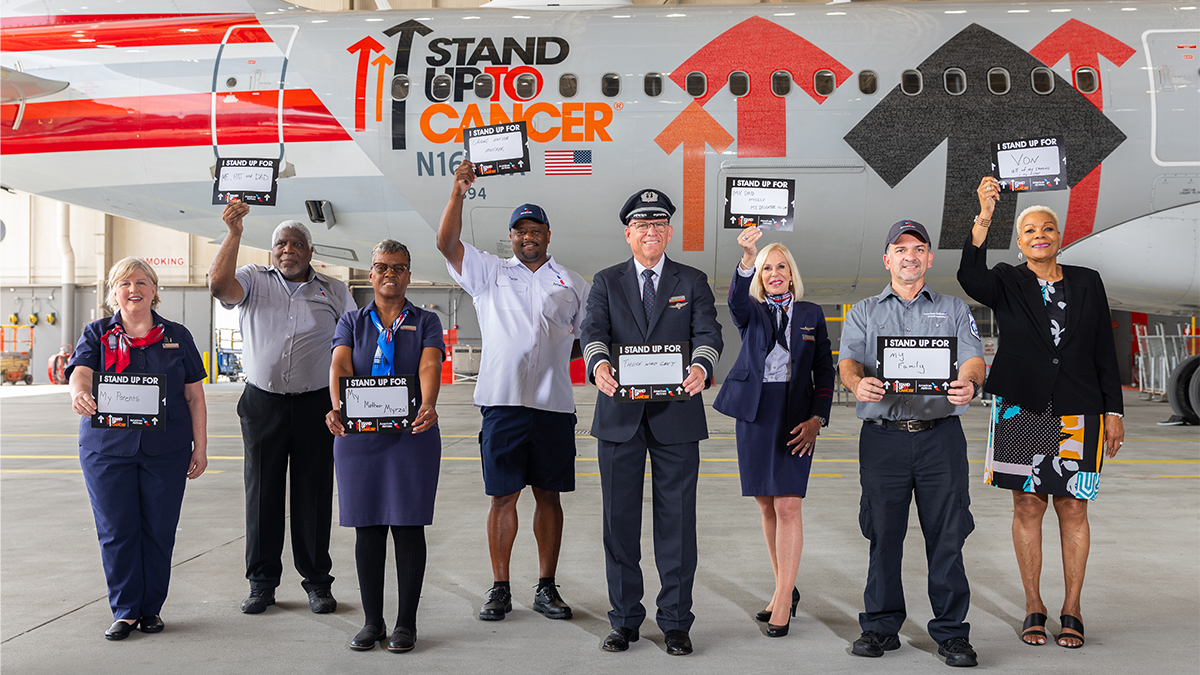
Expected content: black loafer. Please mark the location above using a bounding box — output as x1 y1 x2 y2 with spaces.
350 624 386 651
851 631 900 657
307 588 337 614
387 626 416 653
241 588 275 614
601 627 639 652
532 584 573 620
137 615 164 634
938 637 978 667
105 620 135 641
478 585 512 621
664 629 692 656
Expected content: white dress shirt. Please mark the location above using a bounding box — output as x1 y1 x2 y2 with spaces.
632 255 667 300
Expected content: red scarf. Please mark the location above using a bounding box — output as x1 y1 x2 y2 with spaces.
101 322 165 372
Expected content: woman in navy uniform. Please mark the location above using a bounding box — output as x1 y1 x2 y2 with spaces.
713 227 834 638
325 240 444 653
67 257 208 640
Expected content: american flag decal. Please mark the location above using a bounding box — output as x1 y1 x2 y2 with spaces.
544 150 592 175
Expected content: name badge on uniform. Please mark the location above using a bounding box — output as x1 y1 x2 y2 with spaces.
162 342 180 349
668 295 688 309
802 333 815 342
400 325 417 331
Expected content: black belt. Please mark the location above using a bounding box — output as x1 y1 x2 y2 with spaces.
871 417 949 432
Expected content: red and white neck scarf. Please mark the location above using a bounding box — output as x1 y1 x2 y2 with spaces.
101 322 165 372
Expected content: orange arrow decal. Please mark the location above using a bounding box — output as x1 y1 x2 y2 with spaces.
655 102 734 252
347 36 385 132
372 53 394 123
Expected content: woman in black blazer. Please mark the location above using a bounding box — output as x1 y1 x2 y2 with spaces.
712 226 834 638
959 177 1125 650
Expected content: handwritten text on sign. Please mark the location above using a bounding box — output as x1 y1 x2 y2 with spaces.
991 136 1067 193
724 177 795 231
91 372 166 430
338 375 419 434
464 122 531 176
875 337 958 395
612 342 691 402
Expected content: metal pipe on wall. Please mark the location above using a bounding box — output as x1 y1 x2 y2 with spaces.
56 201 75 349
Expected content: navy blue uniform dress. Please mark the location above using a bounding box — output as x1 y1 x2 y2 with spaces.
713 266 835 497
331 301 444 527
66 311 206 621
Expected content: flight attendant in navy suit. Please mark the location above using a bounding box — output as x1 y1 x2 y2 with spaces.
67 258 208 641
712 227 834 638
581 189 722 656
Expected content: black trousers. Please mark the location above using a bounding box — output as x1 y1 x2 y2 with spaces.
857 416 974 643
597 420 700 634
239 384 335 592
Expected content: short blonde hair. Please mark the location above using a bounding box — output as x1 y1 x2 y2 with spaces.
106 257 160 312
748 242 805 302
1017 205 1060 229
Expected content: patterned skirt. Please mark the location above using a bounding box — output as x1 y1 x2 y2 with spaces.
985 396 1105 500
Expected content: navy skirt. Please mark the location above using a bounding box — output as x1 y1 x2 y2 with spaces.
735 382 814 497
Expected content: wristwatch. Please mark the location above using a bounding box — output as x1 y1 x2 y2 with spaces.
969 380 981 399
812 415 828 427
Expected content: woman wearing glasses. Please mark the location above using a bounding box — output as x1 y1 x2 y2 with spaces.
325 240 445 653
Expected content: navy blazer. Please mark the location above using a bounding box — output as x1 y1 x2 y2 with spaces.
66 311 207 457
581 256 723 444
958 237 1122 415
712 266 834 426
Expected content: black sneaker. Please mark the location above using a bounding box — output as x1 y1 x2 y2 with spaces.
240 588 275 614
851 630 901 657
938 637 978 667
532 584 573 620
478 585 512 621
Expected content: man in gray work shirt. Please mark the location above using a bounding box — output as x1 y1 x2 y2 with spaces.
210 200 356 615
839 220 985 668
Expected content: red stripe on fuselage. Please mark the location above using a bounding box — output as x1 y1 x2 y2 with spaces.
1 14 270 51
0 14 220 29
0 90 352 155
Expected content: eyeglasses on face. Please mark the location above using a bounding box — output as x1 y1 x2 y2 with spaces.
371 263 410 276
628 220 670 233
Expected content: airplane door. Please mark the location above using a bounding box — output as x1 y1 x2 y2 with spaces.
1144 30 1200 165
715 162 866 302
211 24 299 163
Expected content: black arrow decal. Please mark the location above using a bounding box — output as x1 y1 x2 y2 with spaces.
383 19 433 150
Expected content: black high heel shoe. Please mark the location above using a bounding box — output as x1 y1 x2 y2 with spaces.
755 586 800 623
766 620 790 638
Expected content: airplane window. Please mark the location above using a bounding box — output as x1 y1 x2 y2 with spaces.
858 70 878 95
390 75 410 101
1031 67 1054 95
601 73 621 97
644 73 664 98
514 72 538 100
901 69 922 95
814 70 836 96
225 77 238 89
772 71 791 97
988 68 1010 95
686 72 706 97
729 71 750 97
944 68 966 95
559 74 578 98
430 74 452 101
474 74 494 99
1075 67 1098 94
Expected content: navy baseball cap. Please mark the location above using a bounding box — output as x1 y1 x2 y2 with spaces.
509 203 549 229
619 189 676 225
885 220 931 249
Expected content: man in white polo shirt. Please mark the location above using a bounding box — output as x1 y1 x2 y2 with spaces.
437 160 589 622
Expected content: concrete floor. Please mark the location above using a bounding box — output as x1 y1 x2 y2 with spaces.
1 382 1197 674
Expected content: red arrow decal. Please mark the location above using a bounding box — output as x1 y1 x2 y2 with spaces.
347 36 386 132
670 16 850 158
655 102 735 252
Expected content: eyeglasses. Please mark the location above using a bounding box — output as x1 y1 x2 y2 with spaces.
628 220 670 233
371 263 410 276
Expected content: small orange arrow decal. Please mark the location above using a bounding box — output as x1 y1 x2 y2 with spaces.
655 101 734 252
372 53 394 123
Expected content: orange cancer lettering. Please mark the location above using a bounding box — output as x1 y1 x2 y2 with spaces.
561 102 584 142
585 102 613 142
520 102 560 143
420 103 460 143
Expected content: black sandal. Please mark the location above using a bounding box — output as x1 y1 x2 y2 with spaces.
1058 614 1085 648
1021 612 1048 646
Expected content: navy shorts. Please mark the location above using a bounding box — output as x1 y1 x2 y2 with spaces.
479 406 577 496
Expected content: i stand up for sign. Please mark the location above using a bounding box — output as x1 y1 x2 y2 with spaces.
212 158 280 205
612 342 691 402
91 372 167 430
339 375 419 433
464 121 532 176
724 177 795 232
875 336 958 395
991 135 1067 193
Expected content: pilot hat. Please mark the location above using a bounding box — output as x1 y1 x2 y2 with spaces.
619 189 676 225
509 203 549 229
885 219 931 250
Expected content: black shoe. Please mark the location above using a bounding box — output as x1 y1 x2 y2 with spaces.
105 620 135 641
350 624 387 651
851 631 901 657
601 627 639 652
387 626 416 653
478 585 512 621
240 588 275 614
938 637 978 667
307 588 337 614
664 629 692 655
532 584 573 620
766 620 790 638
137 615 164 634
756 586 800 623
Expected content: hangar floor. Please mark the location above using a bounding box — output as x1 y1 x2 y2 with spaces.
1 383 1197 674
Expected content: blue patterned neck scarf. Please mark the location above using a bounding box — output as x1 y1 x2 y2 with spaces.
765 292 792 351
369 308 410 376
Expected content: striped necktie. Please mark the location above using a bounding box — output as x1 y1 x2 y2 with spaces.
641 269 656 324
